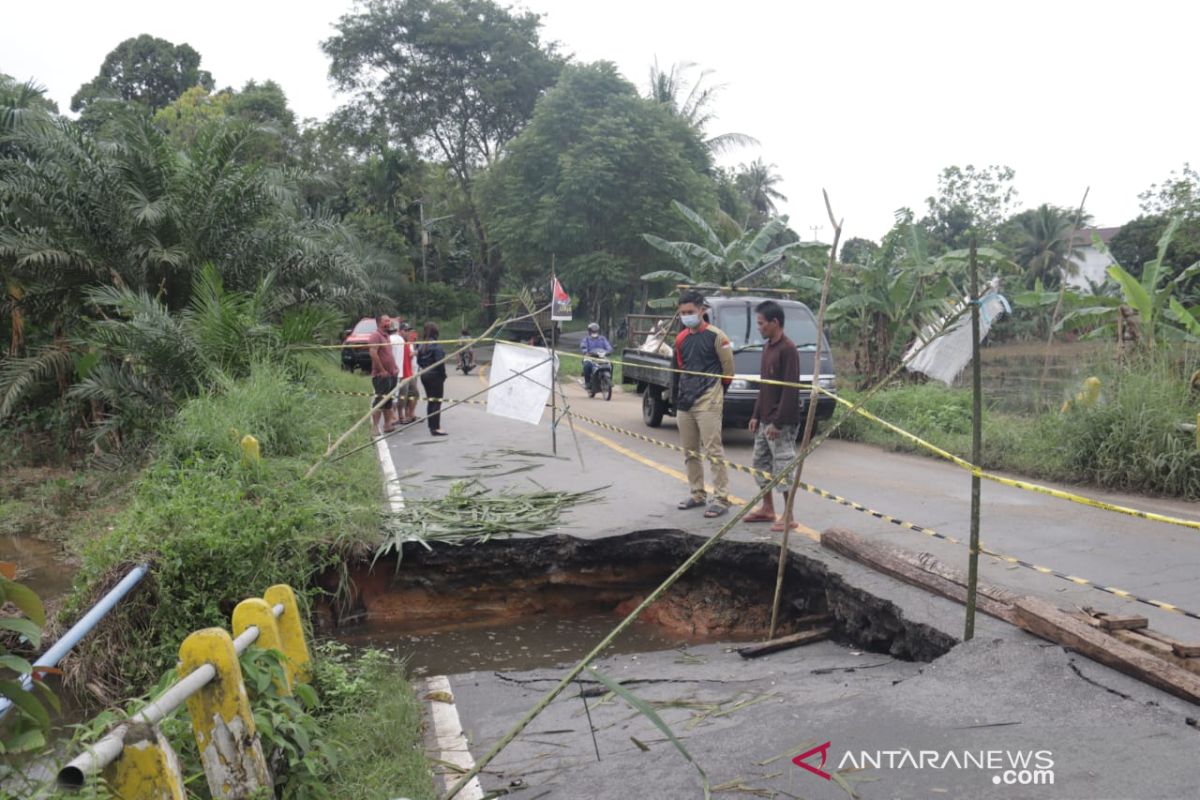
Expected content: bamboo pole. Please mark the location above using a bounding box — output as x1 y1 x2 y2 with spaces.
964 237 982 640
440 274 976 800
304 311 517 478
768 190 842 640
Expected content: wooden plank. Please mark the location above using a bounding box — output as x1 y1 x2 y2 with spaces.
820 528 1019 625
1015 596 1200 705
738 627 831 659
1095 613 1149 631
1134 628 1200 658
1070 613 1200 677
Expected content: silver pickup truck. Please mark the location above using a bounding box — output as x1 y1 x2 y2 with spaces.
621 295 837 430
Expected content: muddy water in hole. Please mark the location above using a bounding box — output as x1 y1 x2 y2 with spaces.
1 534 74 601
334 612 756 677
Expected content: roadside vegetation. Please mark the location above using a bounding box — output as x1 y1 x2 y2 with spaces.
835 350 1200 499
5 0 1200 792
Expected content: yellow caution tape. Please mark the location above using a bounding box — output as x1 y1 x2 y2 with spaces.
319 339 1200 533
318 384 1200 618
561 409 1200 622
827 395 1200 533
293 337 478 351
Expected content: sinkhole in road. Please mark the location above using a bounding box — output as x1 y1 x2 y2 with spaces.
317 530 956 676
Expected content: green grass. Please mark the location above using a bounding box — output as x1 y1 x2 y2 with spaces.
63 357 385 697
37 357 437 797
317 646 436 800
833 355 1200 499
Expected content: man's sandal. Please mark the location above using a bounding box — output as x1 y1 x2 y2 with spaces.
703 503 729 519
678 496 706 510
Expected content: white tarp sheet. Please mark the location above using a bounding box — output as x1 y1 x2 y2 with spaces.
904 281 1011 385
486 342 555 425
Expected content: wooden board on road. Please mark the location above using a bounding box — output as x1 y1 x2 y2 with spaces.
738 627 831 659
820 527 1020 625
1017 597 1200 705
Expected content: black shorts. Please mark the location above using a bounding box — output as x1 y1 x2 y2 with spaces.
372 375 397 409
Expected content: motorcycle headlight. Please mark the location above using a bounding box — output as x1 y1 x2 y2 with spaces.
818 377 837 393
729 379 750 391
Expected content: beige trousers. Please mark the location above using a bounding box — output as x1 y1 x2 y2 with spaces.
677 384 729 503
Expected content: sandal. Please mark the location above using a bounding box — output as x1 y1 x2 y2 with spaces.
743 510 776 523
677 496 706 510
703 503 728 519
771 519 801 532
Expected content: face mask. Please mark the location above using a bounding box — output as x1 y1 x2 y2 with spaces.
589 332 599 337
681 314 701 328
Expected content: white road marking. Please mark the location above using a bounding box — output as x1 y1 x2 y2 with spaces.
422 675 484 799
376 433 404 512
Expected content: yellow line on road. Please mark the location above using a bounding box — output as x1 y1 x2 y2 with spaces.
576 427 819 542
479 357 818 540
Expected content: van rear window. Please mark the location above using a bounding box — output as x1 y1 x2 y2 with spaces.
716 305 818 349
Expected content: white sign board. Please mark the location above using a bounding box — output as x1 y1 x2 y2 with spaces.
486 342 555 425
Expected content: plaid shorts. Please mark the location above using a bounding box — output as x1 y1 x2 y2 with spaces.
752 424 797 488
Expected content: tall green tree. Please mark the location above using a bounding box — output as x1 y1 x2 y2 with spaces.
482 63 715 325
839 237 880 266
324 0 564 312
923 164 1018 250
71 34 213 120
1139 163 1200 218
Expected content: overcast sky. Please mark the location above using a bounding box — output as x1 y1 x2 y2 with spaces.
3 0 1194 242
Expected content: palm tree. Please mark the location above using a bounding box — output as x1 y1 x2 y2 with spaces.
646 60 758 155
1013 204 1090 289
0 112 375 439
735 159 787 224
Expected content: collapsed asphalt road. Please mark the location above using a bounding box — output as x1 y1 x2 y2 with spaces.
357 370 1200 799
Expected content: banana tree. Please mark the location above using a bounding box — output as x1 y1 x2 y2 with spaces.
639 201 825 307
1051 218 1200 346
824 215 1016 385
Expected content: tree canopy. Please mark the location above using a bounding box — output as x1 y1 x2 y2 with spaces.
482 62 715 323
71 34 213 115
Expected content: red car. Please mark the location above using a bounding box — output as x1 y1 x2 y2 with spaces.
341 317 379 372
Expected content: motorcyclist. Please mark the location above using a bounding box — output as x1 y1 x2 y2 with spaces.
580 322 613 386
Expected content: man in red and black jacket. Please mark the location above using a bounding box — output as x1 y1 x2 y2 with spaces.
674 290 735 517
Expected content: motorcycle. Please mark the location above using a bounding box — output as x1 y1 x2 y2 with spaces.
458 346 476 375
584 355 613 401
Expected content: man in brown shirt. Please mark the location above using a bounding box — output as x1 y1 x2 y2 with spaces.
368 314 400 435
744 300 801 531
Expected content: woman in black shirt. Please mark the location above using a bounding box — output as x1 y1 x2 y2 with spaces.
417 322 449 436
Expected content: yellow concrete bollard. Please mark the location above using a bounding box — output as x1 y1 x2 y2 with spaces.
178 628 271 799
232 598 292 695
263 584 312 684
240 434 260 467
102 722 186 800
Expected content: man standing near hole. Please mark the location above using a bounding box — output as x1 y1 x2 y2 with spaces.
368 314 399 434
744 300 802 531
674 290 734 518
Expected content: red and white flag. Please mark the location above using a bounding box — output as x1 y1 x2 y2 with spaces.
551 277 573 321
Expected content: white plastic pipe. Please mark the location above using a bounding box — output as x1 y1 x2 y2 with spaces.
57 603 283 788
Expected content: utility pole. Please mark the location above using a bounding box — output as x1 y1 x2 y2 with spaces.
417 198 428 283
809 225 823 242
